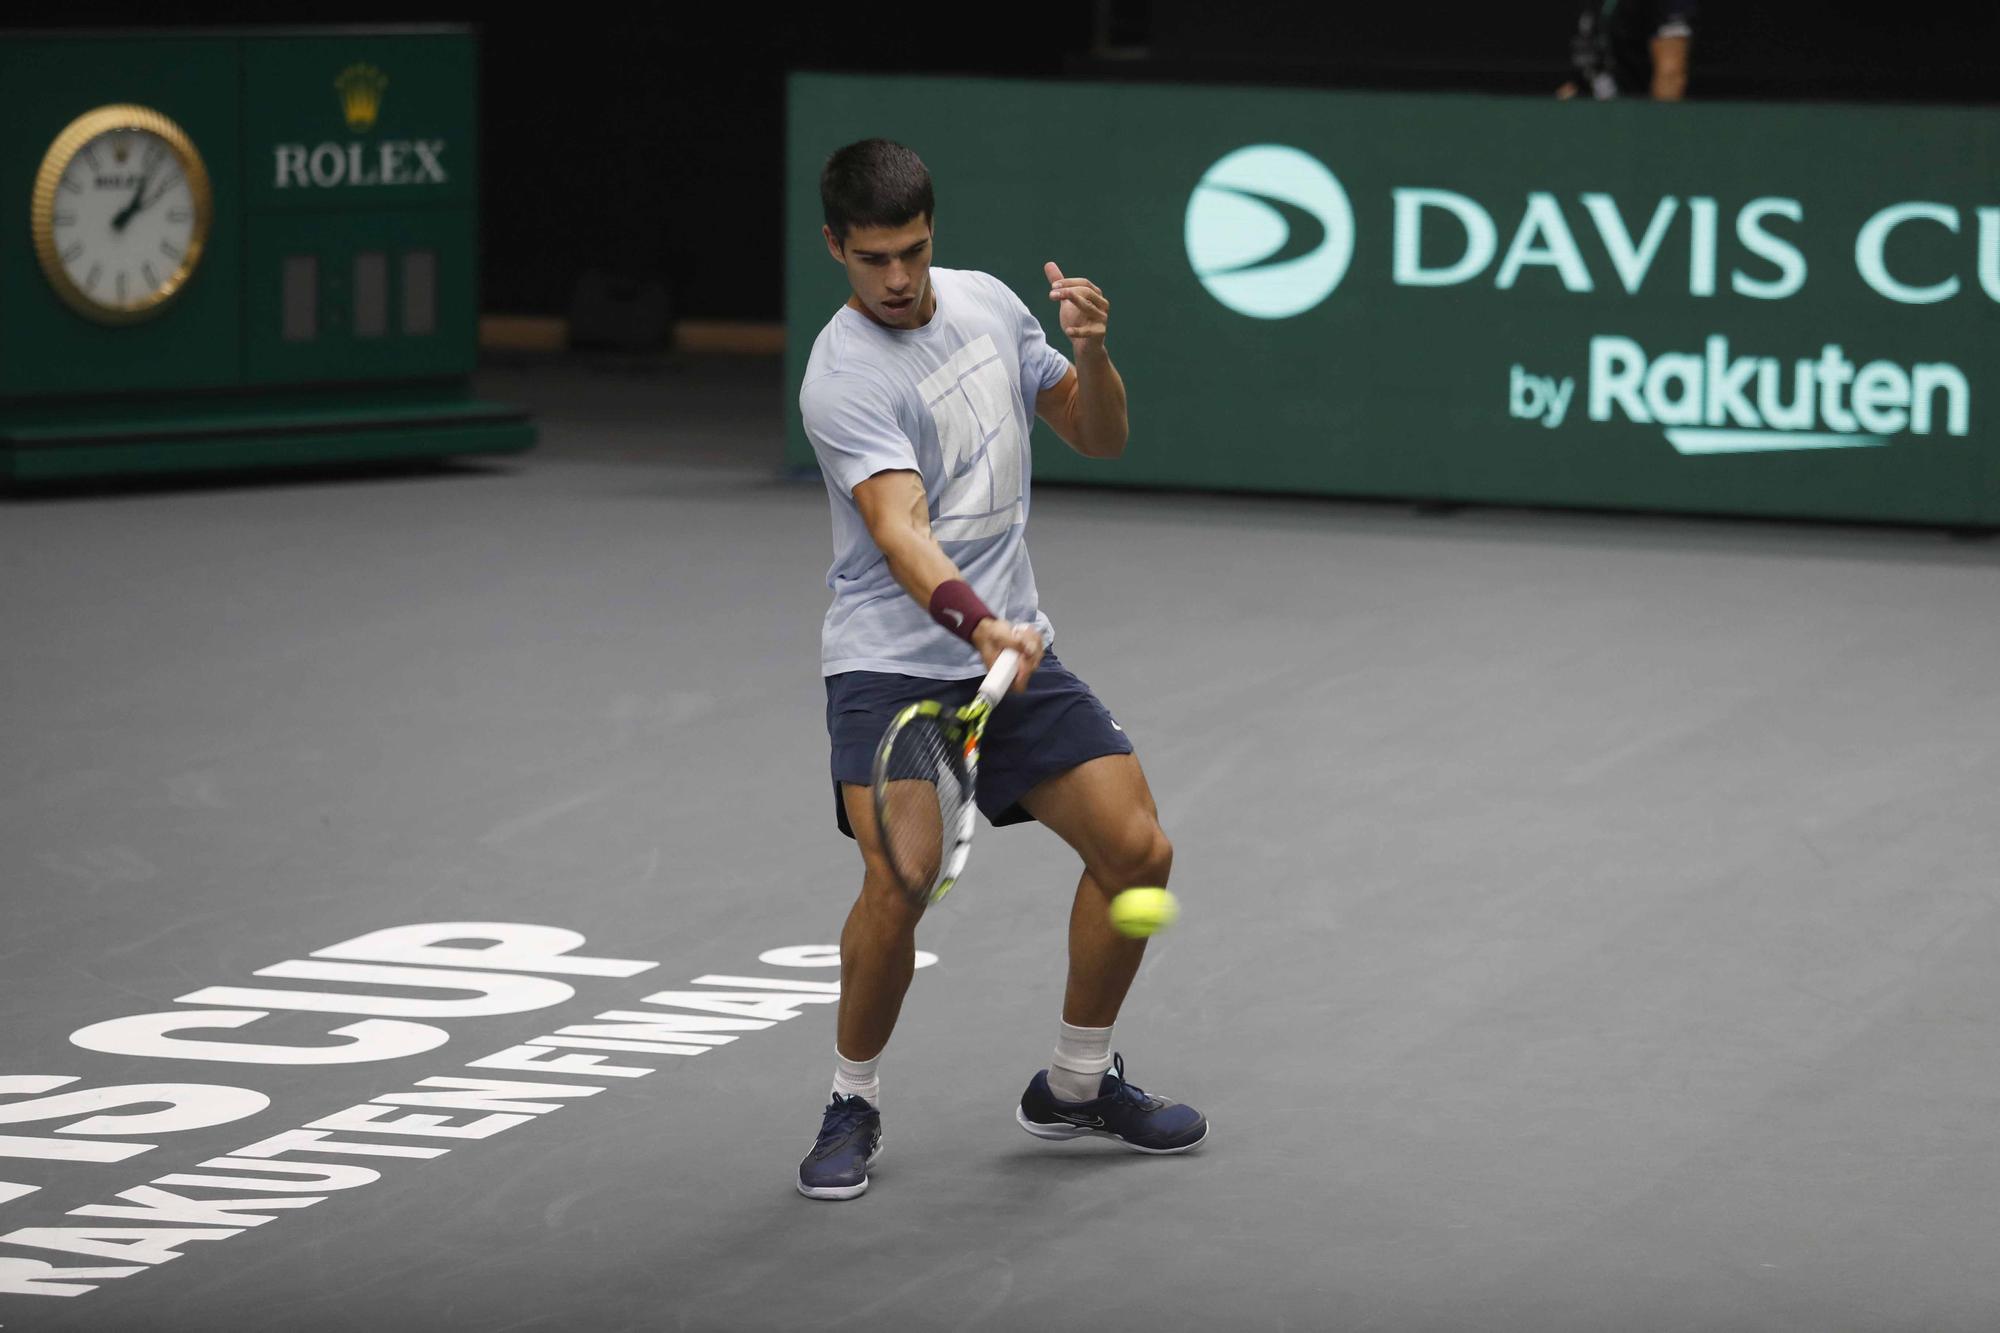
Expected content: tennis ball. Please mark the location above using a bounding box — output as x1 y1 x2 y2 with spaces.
1109 887 1179 938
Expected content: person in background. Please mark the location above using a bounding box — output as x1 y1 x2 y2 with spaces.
1560 0 1695 101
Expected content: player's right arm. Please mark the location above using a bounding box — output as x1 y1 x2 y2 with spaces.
852 468 1043 688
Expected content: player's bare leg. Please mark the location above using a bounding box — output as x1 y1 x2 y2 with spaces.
798 785 916 1199
1015 752 1205 1150
1060 866 1151 1026
834 782 925 1060
1021 753 1171 1026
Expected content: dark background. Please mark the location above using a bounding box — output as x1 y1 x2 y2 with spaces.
36 1 2000 322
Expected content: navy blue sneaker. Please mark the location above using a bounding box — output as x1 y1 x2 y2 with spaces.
797 1093 882 1200
1016 1053 1208 1153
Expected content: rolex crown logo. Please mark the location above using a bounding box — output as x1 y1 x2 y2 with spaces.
334 63 389 133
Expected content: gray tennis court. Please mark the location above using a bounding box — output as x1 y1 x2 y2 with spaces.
5 355 2000 1331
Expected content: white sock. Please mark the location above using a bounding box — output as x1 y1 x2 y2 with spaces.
831 1048 880 1106
1047 1022 1114 1103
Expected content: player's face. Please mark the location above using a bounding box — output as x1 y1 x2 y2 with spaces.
827 216 935 329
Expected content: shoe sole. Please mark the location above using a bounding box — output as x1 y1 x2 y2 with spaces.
1014 1106 1209 1154
797 1142 883 1200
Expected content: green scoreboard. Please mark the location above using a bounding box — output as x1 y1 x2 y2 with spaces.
2 26 532 482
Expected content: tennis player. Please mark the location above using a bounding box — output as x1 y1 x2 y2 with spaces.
795 139 1207 1200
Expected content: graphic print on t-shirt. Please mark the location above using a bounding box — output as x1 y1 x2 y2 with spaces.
919 333 1024 541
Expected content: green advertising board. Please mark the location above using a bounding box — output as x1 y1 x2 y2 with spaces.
786 74 2000 526
0 27 527 482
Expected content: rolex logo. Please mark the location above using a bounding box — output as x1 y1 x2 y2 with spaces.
334 63 389 133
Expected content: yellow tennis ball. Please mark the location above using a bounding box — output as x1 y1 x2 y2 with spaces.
1109 887 1179 938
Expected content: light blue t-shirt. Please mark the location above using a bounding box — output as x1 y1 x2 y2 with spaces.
801 266 1072 679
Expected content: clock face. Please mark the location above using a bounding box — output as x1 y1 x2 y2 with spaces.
33 106 213 325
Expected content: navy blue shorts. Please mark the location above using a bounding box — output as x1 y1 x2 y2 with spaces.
825 650 1134 838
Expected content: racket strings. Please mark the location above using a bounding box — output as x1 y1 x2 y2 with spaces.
877 714 975 899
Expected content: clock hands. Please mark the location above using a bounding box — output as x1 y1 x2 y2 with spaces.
110 170 182 233
111 173 151 233
137 172 180 220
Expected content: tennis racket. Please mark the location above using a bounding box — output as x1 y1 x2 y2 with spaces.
871 648 1021 906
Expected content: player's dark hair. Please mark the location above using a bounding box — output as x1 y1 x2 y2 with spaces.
821 139 934 244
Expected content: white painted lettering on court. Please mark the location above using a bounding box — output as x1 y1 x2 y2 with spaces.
153 1158 382 1195
2 932 881 1308
71 1010 451 1066
176 960 576 1018
71 1186 320 1228
0 1077 269 1166
759 944 937 970
312 923 657 978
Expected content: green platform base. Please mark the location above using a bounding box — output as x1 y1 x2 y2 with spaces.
1 388 535 483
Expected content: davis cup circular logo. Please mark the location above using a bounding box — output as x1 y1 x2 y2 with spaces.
1185 145 1354 319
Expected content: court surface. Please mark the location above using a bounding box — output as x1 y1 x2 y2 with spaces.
5 355 2000 1332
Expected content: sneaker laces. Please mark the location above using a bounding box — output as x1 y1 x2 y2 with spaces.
1102 1053 1160 1109
815 1093 874 1150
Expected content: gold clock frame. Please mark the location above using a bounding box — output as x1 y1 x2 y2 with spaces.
31 104 215 326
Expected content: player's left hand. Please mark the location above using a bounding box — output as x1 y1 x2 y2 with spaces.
1044 261 1108 349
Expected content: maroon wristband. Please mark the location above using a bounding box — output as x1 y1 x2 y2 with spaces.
928 579 995 644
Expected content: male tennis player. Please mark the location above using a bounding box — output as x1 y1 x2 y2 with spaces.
794 138 1206 1200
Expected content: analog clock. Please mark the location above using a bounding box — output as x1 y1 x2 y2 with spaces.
31 104 214 326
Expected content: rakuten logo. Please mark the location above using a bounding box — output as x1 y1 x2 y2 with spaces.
1587 335 1969 453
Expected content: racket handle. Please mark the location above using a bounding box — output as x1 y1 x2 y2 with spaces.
976 648 1021 706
